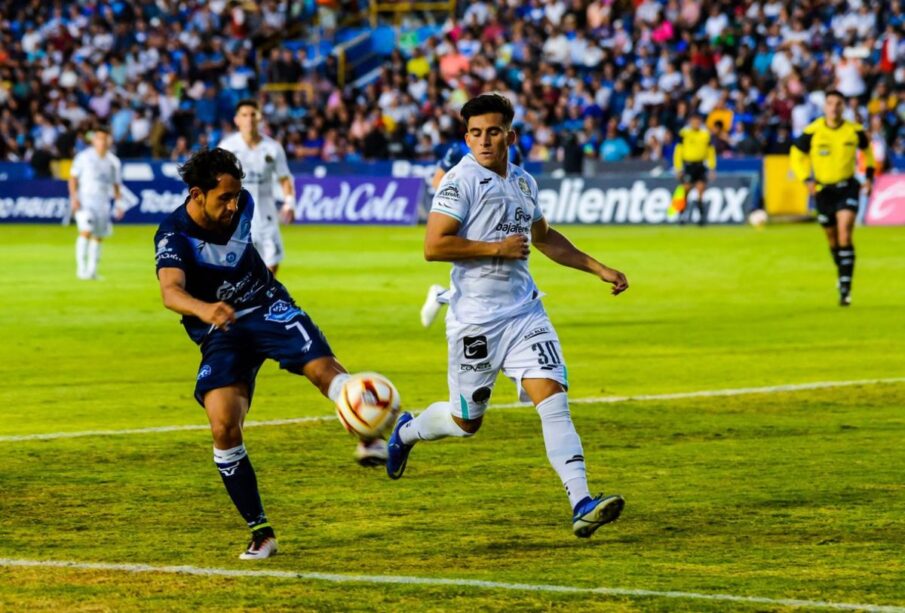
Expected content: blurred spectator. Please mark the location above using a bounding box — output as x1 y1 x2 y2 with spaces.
599 120 630 162
0 0 902 167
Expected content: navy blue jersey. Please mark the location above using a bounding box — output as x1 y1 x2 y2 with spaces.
154 189 283 343
438 141 523 172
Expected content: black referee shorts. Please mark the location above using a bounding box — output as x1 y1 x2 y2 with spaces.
815 180 860 227
681 162 708 184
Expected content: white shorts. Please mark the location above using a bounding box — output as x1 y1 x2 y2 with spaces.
446 302 568 419
252 228 284 267
75 208 113 238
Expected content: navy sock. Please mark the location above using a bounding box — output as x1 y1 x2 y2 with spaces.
214 445 269 531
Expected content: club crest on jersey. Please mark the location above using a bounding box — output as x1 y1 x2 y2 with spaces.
518 177 531 196
264 300 302 323
197 365 212 380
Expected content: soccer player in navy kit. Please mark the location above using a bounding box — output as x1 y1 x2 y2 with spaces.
154 149 385 560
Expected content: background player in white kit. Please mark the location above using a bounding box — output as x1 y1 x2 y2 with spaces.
69 127 123 280
386 93 630 538
217 99 296 275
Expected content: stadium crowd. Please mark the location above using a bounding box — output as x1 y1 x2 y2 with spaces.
0 0 903 172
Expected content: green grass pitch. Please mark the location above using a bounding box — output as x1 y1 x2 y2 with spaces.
0 222 903 611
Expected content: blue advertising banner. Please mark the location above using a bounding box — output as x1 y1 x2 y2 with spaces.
292 176 422 225
0 180 69 223
0 176 423 226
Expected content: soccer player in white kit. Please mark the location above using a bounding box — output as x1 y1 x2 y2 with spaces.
387 94 630 538
217 99 296 275
69 127 123 280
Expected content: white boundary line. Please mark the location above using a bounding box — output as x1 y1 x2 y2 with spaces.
0 558 902 612
2 377 903 444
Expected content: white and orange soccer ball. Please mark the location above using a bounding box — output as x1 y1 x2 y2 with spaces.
335 372 401 440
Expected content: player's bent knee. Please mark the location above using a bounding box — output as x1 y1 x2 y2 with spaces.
210 422 243 447
452 415 482 435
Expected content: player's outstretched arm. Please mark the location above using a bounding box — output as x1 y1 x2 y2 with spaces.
158 267 237 330
424 212 529 262
531 217 628 296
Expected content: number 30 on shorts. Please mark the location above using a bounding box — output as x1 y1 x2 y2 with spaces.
531 341 561 365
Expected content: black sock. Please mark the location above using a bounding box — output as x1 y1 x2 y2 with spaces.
830 247 841 276
214 445 269 531
837 245 855 293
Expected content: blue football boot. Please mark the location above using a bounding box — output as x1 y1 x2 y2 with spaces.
572 494 625 538
386 412 414 480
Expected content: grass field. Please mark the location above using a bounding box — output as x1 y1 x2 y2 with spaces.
1 222 903 612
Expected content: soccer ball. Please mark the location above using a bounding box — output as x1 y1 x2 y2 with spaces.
748 209 768 228
335 372 401 440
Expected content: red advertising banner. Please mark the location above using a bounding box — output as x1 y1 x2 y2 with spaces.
865 175 905 225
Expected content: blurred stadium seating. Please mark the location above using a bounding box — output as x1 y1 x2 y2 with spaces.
0 0 902 171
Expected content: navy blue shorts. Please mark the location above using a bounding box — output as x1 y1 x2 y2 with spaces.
193 293 333 407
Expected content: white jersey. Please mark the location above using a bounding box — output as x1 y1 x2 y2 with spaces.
70 148 122 211
217 133 291 232
430 153 544 325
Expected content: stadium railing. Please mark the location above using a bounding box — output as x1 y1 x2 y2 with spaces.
367 0 456 27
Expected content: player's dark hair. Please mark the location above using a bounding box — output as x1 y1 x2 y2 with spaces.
93 125 111 135
235 98 260 114
461 93 515 128
178 148 245 193
825 89 846 101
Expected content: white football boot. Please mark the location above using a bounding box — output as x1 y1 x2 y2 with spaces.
355 438 388 467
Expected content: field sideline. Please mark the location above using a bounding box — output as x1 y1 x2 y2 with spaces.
1 223 903 611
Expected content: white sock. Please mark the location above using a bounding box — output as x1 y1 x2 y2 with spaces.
76 236 88 276
213 443 247 464
87 239 101 277
536 393 591 509
327 373 351 403
399 401 471 444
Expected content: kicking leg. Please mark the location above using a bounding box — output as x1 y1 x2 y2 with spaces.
204 383 276 559
299 356 388 466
